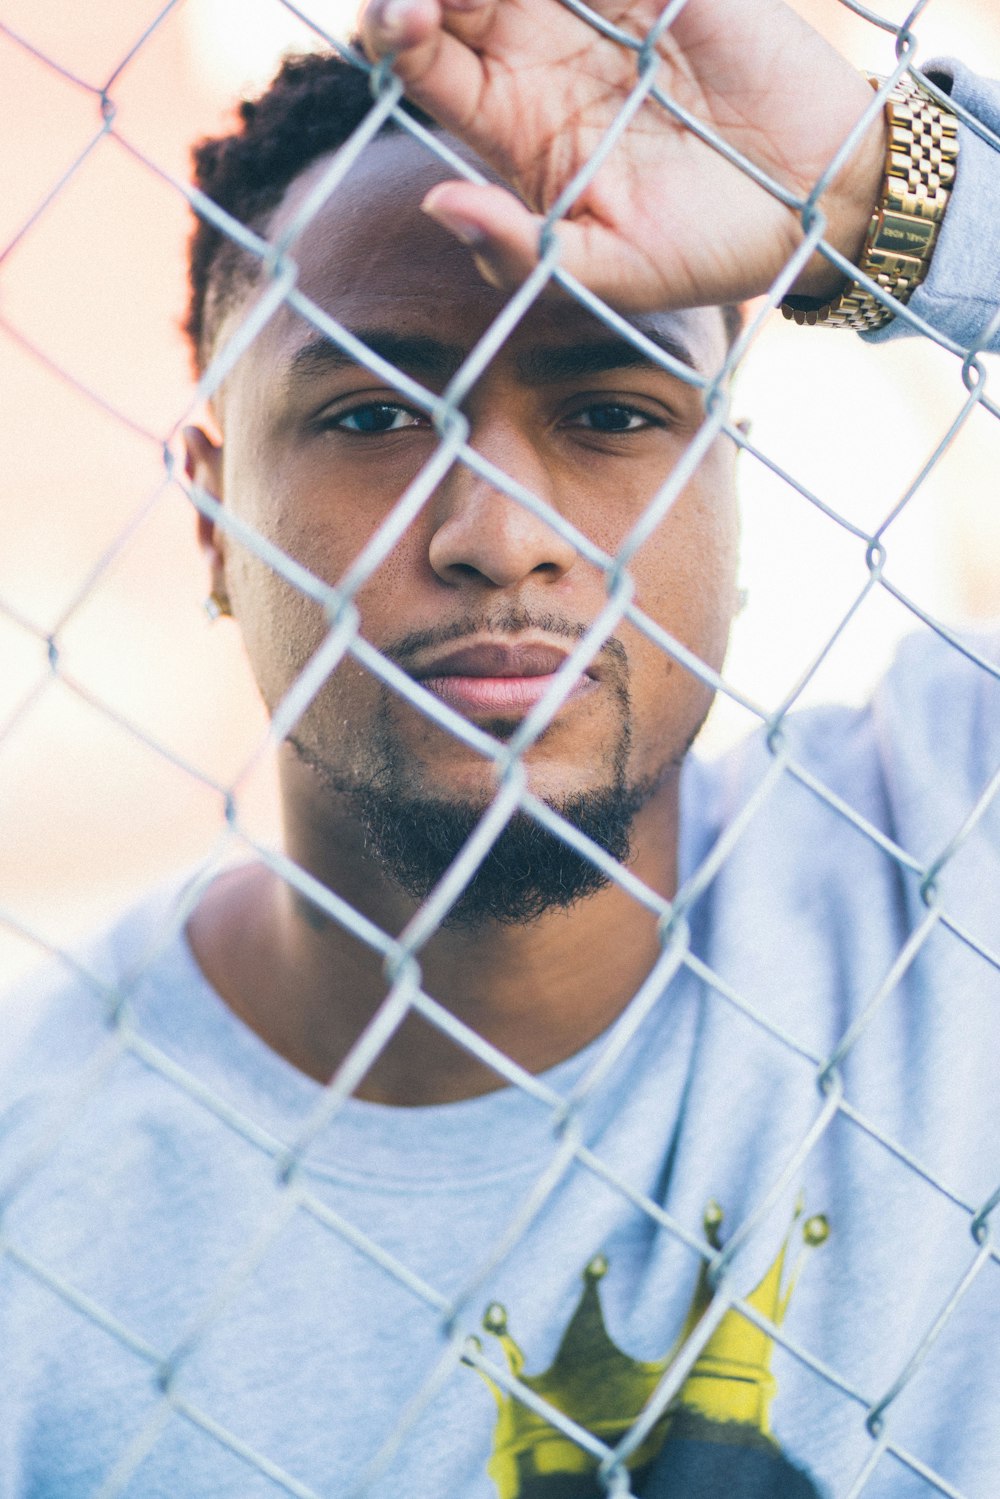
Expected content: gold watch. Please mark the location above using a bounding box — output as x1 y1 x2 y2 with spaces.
781 73 959 331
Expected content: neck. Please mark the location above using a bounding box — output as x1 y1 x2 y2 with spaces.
187 773 681 1106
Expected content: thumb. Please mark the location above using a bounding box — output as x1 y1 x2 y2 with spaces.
421 181 548 288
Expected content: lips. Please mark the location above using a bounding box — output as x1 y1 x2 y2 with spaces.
409 639 597 718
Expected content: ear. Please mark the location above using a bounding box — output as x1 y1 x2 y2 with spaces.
183 425 227 601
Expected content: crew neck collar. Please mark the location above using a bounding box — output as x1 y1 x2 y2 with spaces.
112 867 700 1186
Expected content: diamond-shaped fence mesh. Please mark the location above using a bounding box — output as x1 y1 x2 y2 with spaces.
2 1 1000 1496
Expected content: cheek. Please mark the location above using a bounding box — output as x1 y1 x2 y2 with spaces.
352 526 431 634
225 490 431 721
220 469 358 712
624 470 739 762
227 545 327 714
227 433 402 579
630 466 738 664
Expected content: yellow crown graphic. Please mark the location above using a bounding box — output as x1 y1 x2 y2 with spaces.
469 1199 829 1499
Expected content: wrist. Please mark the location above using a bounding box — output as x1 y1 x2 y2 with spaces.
788 105 888 304
782 74 960 330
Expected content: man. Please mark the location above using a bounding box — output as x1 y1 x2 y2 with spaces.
2 1 999 1495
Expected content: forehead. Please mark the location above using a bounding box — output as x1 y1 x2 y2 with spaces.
217 131 726 401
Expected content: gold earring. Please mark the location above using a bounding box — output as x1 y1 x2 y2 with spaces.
204 589 232 621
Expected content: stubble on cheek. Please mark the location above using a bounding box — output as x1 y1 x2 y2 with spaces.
229 540 363 735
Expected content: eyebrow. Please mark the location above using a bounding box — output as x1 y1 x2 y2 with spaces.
283 325 699 394
514 332 698 384
285 332 466 390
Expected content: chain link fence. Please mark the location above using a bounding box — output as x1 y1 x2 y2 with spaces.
2 1 1000 1496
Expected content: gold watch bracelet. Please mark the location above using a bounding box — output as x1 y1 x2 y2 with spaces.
781 74 959 331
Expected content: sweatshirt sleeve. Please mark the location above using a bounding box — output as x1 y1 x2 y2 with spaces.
863 61 1000 352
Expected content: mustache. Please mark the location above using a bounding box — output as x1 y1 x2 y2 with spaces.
383 608 629 679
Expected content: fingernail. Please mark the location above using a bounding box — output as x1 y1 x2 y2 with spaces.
421 198 485 247
374 0 413 41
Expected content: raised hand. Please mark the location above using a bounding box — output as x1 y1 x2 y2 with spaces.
359 0 886 314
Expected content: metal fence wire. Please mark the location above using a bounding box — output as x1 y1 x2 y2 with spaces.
2 0 1000 1496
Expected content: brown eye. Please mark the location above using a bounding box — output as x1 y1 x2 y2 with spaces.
569 404 655 433
334 403 425 433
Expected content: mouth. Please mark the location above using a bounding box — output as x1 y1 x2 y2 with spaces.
408 639 599 719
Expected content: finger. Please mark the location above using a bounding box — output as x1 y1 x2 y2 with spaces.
359 0 498 67
421 181 543 285
432 0 501 48
358 0 440 60
359 0 495 140
422 181 665 312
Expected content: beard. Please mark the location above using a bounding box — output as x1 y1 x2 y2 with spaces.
334 775 657 927
288 610 677 928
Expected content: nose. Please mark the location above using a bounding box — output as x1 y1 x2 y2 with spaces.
428 418 579 589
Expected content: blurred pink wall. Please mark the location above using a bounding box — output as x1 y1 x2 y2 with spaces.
1 1 279 981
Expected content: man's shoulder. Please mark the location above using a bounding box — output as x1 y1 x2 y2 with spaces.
0 879 201 1157
712 625 998 775
686 626 1000 863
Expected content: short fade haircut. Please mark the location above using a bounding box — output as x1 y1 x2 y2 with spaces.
186 50 433 374
186 50 742 376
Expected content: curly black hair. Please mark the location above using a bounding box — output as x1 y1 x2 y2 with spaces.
186 49 433 374
186 48 742 375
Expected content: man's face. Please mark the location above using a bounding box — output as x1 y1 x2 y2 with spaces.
195 131 739 913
